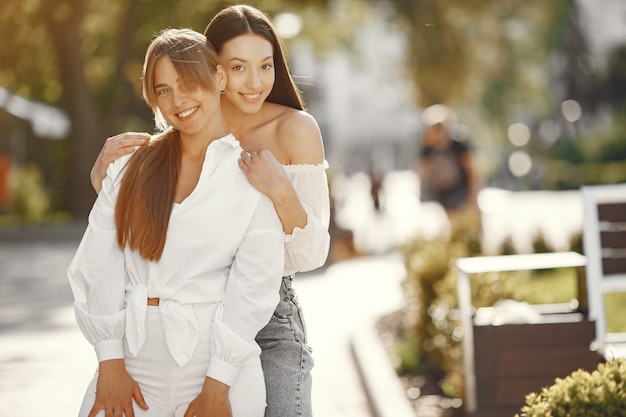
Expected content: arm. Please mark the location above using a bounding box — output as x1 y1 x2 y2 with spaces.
460 151 479 209
239 111 330 274
239 150 305 234
206 194 284 385
68 155 147 416
91 132 150 194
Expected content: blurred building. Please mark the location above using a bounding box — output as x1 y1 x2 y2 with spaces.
577 0 626 71
290 8 421 176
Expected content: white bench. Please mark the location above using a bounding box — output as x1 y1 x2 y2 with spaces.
582 184 626 359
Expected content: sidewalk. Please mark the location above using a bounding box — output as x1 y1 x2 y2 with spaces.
0 225 408 417
0 180 585 416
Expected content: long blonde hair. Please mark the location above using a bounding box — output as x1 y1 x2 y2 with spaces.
115 28 221 261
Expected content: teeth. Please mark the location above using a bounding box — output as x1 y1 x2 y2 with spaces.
178 107 198 118
243 93 260 99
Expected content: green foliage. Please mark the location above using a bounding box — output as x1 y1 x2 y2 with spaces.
499 234 517 255
531 230 554 254
0 0 360 214
542 106 626 189
516 358 626 417
399 209 487 395
605 293 626 333
8 163 51 224
399 211 590 399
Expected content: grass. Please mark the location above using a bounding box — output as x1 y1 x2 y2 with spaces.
505 267 626 333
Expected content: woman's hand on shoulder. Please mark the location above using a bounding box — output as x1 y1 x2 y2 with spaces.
278 110 324 165
239 149 290 199
91 132 150 194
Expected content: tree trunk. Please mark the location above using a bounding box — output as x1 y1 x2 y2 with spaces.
46 2 103 216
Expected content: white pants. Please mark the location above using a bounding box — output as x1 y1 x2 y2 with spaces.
78 306 266 417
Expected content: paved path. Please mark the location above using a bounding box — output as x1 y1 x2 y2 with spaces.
0 229 406 417
0 174 585 417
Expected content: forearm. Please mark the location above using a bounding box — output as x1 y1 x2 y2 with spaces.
91 163 106 194
270 181 308 234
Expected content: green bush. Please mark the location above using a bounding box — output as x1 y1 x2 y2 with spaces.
399 208 498 396
516 358 626 417
398 208 586 399
8 163 51 224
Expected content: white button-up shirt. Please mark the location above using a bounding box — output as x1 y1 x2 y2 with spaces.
68 134 284 386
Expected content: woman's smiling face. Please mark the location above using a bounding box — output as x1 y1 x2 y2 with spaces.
153 56 224 138
219 34 276 114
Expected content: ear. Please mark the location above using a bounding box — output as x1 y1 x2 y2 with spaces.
216 64 227 92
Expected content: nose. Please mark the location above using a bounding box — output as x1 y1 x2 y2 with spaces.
173 89 188 106
246 69 262 90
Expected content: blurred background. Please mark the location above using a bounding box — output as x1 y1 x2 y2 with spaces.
1 1 626 415
0 0 625 230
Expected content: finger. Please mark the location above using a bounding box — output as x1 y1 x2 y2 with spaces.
87 405 99 417
238 158 249 171
124 404 135 417
133 385 149 410
120 138 149 147
183 404 195 417
122 133 151 143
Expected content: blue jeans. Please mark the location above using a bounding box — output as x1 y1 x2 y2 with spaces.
256 275 314 417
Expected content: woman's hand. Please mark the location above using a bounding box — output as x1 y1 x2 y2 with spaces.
238 150 290 198
184 377 232 417
89 359 148 417
239 149 307 233
91 132 150 193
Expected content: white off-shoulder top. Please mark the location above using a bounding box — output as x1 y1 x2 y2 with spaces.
282 162 331 276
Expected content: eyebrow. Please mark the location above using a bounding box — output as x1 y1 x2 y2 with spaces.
227 55 273 63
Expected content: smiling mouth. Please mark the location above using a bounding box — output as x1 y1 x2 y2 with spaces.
177 107 199 118
242 93 261 100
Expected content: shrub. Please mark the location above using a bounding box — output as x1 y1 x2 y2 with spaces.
398 207 585 399
8 163 51 224
399 208 492 396
516 358 626 417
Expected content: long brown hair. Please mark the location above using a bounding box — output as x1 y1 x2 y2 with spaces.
115 28 221 261
204 5 305 111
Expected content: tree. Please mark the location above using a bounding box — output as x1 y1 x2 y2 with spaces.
0 0 330 216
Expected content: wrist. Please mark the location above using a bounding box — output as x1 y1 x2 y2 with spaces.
202 377 230 395
99 358 125 371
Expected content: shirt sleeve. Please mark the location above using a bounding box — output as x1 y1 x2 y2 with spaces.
207 194 284 386
283 162 331 276
67 156 129 363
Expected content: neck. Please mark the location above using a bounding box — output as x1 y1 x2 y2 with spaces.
179 127 227 158
220 97 264 140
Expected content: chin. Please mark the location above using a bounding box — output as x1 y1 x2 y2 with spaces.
240 101 264 114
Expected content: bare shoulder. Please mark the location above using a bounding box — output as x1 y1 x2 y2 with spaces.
272 105 325 165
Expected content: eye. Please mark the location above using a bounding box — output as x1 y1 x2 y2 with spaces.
231 65 244 72
261 63 274 70
156 87 170 96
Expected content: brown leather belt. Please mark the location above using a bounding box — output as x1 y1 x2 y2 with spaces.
147 297 160 306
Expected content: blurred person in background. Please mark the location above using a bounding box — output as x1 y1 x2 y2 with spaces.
416 105 479 218
89 5 330 417
69 28 284 417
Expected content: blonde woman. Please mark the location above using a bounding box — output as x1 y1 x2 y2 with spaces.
69 28 283 417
